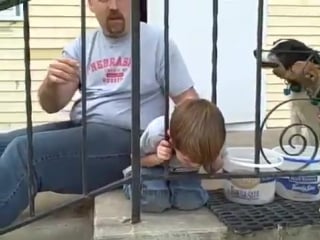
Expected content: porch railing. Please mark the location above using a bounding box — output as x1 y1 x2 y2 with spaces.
0 0 320 235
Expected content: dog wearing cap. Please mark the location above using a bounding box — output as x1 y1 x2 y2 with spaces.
253 39 320 145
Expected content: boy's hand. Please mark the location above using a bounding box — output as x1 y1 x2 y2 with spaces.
156 140 172 162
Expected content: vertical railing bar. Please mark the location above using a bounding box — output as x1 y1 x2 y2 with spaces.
131 0 141 224
163 0 170 174
22 1 35 217
211 0 218 104
254 0 264 171
80 0 88 195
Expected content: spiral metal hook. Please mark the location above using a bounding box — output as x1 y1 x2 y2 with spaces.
260 98 319 171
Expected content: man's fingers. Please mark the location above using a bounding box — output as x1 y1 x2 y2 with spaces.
50 68 76 82
47 74 68 84
50 61 79 76
57 57 80 68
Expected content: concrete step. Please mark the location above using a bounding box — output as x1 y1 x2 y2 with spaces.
93 190 320 240
94 190 227 240
0 192 93 240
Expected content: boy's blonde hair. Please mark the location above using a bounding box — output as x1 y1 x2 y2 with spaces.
170 98 226 173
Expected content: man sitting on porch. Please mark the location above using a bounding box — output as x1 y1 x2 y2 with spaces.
0 0 198 228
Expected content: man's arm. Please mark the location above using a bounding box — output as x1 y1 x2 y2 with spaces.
156 38 199 105
38 38 80 113
171 87 198 104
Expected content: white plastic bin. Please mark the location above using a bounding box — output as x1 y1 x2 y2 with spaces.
223 147 283 205
273 145 320 201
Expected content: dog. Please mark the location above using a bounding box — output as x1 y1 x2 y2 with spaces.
253 39 320 146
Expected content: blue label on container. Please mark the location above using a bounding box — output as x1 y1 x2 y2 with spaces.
277 176 320 195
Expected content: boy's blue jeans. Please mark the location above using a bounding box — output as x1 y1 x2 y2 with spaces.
123 166 209 212
0 121 132 228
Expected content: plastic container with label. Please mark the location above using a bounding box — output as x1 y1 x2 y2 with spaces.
223 147 283 205
273 145 320 202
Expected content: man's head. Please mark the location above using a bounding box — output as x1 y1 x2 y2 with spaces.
88 0 131 37
169 98 226 173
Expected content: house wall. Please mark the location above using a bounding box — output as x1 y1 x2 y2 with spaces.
0 0 97 130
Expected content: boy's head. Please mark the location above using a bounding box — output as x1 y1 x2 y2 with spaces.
169 98 226 173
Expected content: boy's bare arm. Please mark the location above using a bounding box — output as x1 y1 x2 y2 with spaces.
141 154 162 167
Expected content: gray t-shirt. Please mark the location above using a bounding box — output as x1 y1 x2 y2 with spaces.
62 22 194 130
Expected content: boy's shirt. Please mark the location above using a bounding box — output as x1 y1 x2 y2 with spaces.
123 116 196 176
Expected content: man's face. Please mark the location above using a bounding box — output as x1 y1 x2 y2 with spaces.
88 0 131 37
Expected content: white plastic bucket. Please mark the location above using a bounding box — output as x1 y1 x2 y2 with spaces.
273 145 320 202
223 147 283 205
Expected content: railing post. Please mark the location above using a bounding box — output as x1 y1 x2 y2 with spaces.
22 1 35 217
163 0 170 174
131 0 142 224
80 0 88 195
254 0 265 170
211 0 218 104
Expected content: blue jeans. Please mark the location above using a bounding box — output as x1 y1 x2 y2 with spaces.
123 166 208 212
0 121 131 228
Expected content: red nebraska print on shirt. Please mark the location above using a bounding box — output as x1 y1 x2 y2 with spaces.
89 57 131 84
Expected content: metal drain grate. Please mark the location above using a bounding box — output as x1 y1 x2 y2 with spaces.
206 190 320 235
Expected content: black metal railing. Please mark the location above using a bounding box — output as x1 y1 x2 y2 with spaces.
1 0 320 235
130 0 142 223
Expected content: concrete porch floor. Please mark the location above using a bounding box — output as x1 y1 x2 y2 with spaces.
0 129 289 240
0 193 93 240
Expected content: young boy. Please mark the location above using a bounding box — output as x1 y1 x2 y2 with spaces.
123 98 226 212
